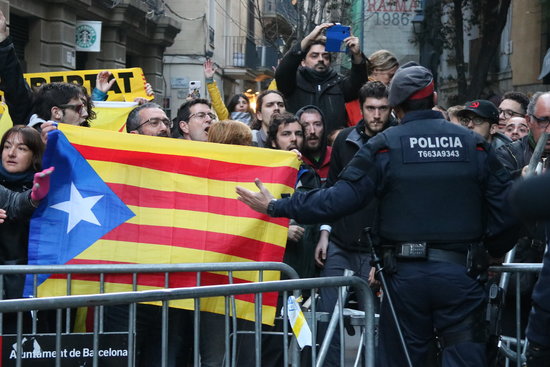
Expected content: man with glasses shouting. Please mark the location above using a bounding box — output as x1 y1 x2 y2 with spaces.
174 99 217 141
456 99 512 150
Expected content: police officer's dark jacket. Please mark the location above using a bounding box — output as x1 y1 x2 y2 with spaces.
271 110 515 253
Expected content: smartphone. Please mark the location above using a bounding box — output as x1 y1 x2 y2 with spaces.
325 25 351 52
189 80 202 89
189 80 201 98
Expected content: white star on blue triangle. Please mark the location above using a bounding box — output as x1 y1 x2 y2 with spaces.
51 182 104 233
25 130 135 296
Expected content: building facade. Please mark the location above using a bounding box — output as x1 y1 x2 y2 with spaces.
357 0 421 64
163 0 290 117
1 0 180 99
350 0 550 106
426 0 550 106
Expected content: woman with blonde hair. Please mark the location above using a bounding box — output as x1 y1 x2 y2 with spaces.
368 49 399 84
346 49 399 125
207 119 253 146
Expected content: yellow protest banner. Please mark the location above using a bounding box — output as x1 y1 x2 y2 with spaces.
21 68 152 102
0 103 10 137
0 101 137 134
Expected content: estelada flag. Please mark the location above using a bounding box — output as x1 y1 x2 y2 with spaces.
26 124 300 325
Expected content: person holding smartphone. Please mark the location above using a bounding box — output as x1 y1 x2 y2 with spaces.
275 23 368 136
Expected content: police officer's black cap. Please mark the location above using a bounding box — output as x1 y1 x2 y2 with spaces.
457 100 499 124
388 62 434 107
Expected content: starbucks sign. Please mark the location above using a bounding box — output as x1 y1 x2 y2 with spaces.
75 21 102 52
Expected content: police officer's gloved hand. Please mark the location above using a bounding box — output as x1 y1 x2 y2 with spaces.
526 341 550 367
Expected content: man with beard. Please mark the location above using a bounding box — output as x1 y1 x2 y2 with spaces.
125 102 171 137
275 23 368 134
267 112 320 279
314 81 392 365
251 90 286 147
237 112 320 366
267 113 317 262
267 112 304 152
296 105 331 183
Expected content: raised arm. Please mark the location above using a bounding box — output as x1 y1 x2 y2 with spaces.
340 34 368 102
91 70 116 101
204 59 229 120
275 23 333 97
0 10 34 125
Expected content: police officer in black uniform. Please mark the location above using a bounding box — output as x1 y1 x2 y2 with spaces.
236 62 517 366
512 172 550 366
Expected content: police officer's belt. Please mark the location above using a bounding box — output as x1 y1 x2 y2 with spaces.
392 242 468 267
425 248 468 266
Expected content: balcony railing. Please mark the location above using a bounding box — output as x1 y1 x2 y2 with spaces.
224 36 279 70
262 0 298 24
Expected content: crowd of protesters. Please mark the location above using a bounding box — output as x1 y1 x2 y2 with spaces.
0 6 549 366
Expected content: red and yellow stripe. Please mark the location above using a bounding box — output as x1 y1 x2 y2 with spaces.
39 124 300 324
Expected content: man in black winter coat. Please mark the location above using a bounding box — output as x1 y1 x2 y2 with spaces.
275 23 368 135
313 80 392 365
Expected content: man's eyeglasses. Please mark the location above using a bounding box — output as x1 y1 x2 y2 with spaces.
134 117 172 131
460 116 487 126
58 103 85 115
530 114 550 127
189 112 217 121
498 108 524 119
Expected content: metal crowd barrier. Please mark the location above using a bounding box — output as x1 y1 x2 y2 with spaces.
0 263 376 367
489 263 543 367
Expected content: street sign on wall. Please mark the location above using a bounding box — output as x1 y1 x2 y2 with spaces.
360 0 421 62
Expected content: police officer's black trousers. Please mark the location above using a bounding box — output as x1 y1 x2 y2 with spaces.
378 260 487 367
527 240 550 348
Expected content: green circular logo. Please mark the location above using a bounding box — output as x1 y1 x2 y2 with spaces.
76 24 97 49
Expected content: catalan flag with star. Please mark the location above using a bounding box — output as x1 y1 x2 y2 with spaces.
25 124 300 325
